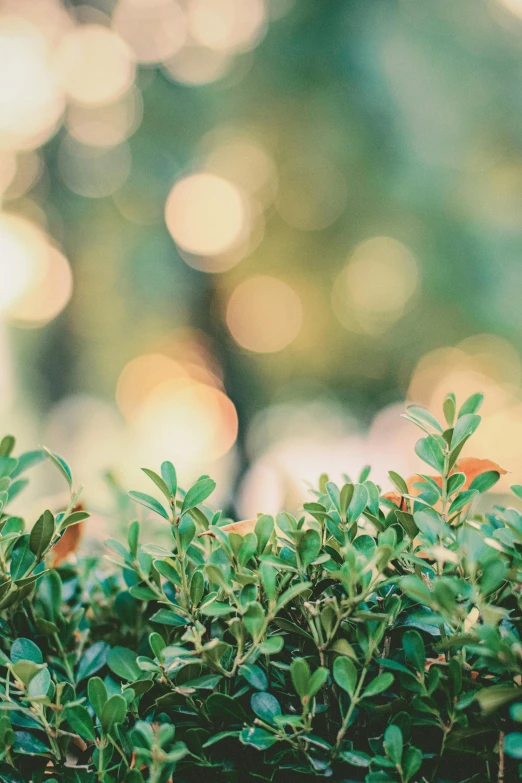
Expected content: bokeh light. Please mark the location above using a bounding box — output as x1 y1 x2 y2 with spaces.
187 0 266 54
0 213 72 325
55 24 135 107
226 276 303 353
165 172 249 259
116 347 238 478
332 237 419 335
162 45 232 85
0 16 64 151
112 0 187 64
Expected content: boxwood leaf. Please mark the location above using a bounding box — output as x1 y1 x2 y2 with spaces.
101 693 127 734
333 656 356 696
251 692 281 724
29 511 55 558
107 646 141 681
361 672 394 698
66 705 95 742
182 478 216 514
77 641 109 682
128 491 169 520
240 726 277 749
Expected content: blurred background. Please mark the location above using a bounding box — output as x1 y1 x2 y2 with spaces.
2 0 522 536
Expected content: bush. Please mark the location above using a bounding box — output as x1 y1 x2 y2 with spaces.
0 392 521 782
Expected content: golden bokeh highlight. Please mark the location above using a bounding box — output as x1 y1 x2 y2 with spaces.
135 380 238 464
0 213 72 326
187 0 266 54
226 276 303 353
116 353 191 420
0 16 64 152
54 24 135 107
116 349 238 471
332 237 419 335
165 172 248 258
112 0 187 64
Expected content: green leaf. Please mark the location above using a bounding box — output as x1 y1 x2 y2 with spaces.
190 570 205 606
388 471 409 495
77 641 109 682
348 483 368 523
240 726 277 750
383 724 403 765
402 630 425 672
150 608 188 625
107 646 141 681
451 414 481 449
66 705 95 742
13 731 50 756
240 664 267 691
11 638 43 664
251 692 281 724
361 672 394 698
307 667 328 698
468 471 500 493
178 515 196 551
340 750 371 768
243 602 265 639
340 483 354 517
199 601 234 618
258 636 284 655
458 393 484 417
60 510 90 530
101 693 127 734
511 484 522 501
27 668 51 699
161 460 177 497
255 514 274 553
10 536 35 581
182 478 216 513
297 529 321 569
29 511 55 557
43 446 72 488
128 491 169 520
291 657 310 698
88 676 108 719
443 393 456 427
415 436 444 473
403 746 423 782
333 656 356 697
275 581 310 611
206 693 246 723
142 468 171 500
406 405 443 433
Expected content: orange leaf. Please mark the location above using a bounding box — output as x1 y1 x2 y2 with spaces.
51 522 83 566
50 502 85 566
198 518 257 539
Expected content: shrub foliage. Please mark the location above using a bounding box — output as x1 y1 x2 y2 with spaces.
0 393 521 782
